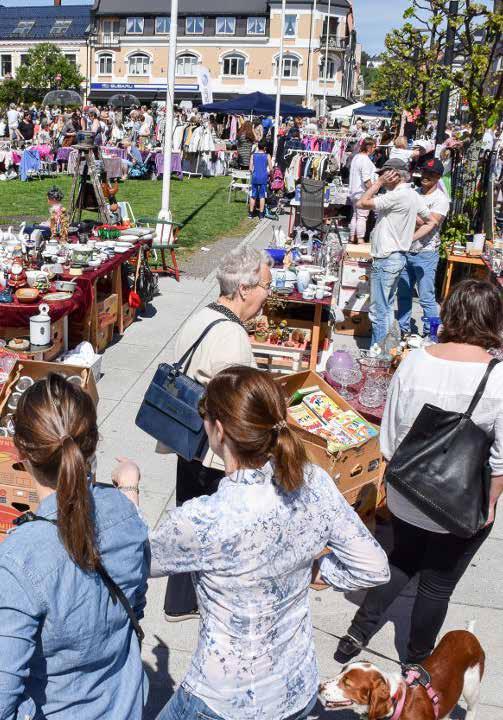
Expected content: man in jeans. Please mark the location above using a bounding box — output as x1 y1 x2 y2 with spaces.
356 159 434 345
397 159 450 336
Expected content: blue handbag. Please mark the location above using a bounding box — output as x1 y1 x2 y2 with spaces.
135 319 228 461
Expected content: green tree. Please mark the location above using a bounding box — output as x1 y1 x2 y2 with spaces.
16 43 84 102
0 78 23 108
371 0 502 138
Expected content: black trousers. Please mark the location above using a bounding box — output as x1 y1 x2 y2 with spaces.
164 456 224 615
348 514 492 663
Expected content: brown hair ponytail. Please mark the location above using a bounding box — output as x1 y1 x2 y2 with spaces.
204 366 308 492
14 374 100 572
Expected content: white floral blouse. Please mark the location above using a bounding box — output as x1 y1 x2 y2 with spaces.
149 462 389 720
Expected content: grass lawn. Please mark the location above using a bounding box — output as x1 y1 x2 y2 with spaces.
0 176 252 252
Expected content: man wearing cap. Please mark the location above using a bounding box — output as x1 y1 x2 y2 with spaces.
356 158 434 344
397 158 450 336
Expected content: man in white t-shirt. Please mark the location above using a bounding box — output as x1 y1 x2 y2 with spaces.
356 158 434 344
6 104 20 143
348 138 377 244
397 158 450 336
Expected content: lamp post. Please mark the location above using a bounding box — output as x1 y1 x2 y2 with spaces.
436 0 459 148
159 0 179 229
322 0 332 117
273 0 287 163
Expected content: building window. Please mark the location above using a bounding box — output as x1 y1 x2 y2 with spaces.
0 54 12 77
322 16 339 35
284 15 297 37
50 20 72 36
155 17 170 34
103 19 120 36
128 52 150 76
126 17 144 35
276 53 300 79
20 54 30 66
186 17 204 34
98 53 113 75
11 20 34 37
216 17 236 35
320 57 337 80
65 54 77 66
176 53 198 77
247 17 266 35
223 54 245 77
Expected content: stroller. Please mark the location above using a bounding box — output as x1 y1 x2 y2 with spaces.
265 166 284 220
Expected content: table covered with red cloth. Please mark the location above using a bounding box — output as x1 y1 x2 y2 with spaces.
68 239 150 316
0 285 86 329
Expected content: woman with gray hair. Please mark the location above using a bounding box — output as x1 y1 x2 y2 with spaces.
162 244 273 621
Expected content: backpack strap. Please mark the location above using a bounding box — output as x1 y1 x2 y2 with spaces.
465 358 500 418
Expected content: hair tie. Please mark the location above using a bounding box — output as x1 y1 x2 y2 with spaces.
60 434 73 447
273 420 288 432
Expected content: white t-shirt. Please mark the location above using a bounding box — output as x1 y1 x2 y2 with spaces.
410 186 450 253
7 109 19 128
349 153 377 200
371 184 430 258
389 147 413 163
382 348 503 533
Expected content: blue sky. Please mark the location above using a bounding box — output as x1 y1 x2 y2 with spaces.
354 0 411 54
2 0 409 54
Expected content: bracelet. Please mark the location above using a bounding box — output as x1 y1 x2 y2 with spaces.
117 485 139 493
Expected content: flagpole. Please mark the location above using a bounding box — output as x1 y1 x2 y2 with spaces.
322 0 332 117
273 0 287 163
158 0 179 229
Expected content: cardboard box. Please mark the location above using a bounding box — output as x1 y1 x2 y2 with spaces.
274 371 383 506
341 260 371 288
0 360 99 541
335 310 371 337
338 286 371 313
344 243 372 260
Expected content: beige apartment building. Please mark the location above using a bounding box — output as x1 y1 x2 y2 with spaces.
89 0 360 111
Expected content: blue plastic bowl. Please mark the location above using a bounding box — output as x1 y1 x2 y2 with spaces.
265 248 287 265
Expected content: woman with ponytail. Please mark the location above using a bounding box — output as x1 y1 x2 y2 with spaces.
0 374 149 720
114 366 390 720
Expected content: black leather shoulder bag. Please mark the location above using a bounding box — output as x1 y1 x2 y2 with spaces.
385 358 500 538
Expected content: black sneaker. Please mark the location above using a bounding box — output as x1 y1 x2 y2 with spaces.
248 212 254 219
334 634 364 663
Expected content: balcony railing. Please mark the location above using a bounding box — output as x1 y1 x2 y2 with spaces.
94 34 121 47
319 35 348 51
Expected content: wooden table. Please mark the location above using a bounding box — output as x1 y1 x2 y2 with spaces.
441 253 487 299
281 291 332 370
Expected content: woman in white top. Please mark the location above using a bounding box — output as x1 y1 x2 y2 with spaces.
114 366 389 720
160 246 273 621
337 279 503 664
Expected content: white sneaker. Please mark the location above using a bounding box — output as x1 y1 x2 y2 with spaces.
0 174 6 181
7 170 17 180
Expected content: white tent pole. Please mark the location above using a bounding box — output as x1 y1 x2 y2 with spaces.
307 0 317 109
273 0 286 163
158 0 179 228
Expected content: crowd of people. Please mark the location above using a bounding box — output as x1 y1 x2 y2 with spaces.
0 239 501 720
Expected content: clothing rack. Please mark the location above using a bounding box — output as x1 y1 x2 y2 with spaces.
286 149 334 157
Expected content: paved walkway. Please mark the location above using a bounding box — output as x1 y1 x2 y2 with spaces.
95 219 503 720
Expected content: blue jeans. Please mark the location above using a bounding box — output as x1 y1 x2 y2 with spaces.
156 685 318 720
369 252 406 345
397 251 440 335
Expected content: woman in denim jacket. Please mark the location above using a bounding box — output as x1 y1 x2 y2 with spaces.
0 374 150 720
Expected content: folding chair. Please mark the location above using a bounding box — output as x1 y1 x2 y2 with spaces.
137 216 183 282
227 169 251 203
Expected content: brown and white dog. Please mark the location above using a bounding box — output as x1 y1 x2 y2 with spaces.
319 628 485 720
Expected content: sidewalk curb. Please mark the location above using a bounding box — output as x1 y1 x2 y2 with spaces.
205 218 273 282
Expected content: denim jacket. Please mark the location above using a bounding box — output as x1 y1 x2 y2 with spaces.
0 484 150 720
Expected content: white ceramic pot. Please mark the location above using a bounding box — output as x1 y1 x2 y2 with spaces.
30 303 51 346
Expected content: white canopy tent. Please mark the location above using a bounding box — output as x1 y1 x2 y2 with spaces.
329 102 365 120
